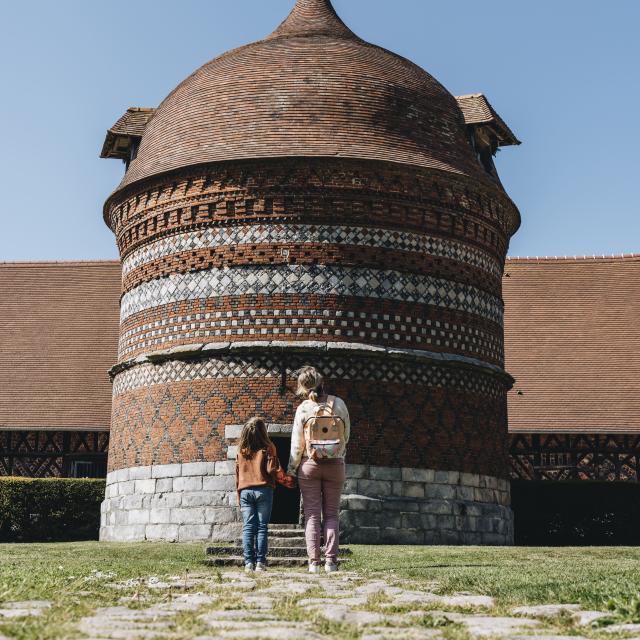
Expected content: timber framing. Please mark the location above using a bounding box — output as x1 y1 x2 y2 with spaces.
510 432 640 482
0 430 109 478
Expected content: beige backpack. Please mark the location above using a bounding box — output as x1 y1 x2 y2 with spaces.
303 396 346 460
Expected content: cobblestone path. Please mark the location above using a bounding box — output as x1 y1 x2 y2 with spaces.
64 569 640 640
1 567 637 639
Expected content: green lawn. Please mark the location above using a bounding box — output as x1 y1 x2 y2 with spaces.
0 543 639 639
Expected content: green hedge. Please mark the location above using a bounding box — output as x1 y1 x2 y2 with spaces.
0 477 105 542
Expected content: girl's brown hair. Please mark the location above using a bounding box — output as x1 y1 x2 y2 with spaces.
238 417 272 458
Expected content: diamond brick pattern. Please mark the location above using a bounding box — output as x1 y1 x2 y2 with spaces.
120 265 504 324
122 224 502 278
112 354 503 399
109 369 508 475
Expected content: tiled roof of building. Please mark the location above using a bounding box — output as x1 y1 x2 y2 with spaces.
0 262 121 430
456 94 520 146
4 254 636 435
112 0 495 194
504 254 640 433
100 107 155 160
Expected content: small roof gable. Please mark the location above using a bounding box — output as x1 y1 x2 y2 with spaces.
504 254 640 433
456 94 520 147
0 262 121 430
100 107 155 160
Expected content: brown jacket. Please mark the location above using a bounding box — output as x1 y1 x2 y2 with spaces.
235 443 278 502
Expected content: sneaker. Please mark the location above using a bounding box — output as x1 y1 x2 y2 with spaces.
308 562 321 574
255 562 267 572
244 563 255 573
325 561 338 573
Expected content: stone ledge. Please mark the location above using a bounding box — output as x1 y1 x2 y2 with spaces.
225 423 293 440
109 339 514 388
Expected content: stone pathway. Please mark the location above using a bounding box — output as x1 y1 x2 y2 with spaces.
0 600 51 619
72 569 640 640
1 569 636 639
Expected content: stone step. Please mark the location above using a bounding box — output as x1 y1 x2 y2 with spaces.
207 545 352 558
209 545 307 557
206 556 308 567
263 528 304 537
269 524 302 531
268 536 307 548
205 555 350 568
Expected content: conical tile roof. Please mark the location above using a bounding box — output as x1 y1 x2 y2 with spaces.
116 0 488 192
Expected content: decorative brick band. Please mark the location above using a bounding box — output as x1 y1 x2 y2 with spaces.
100 462 512 545
105 158 517 259
118 295 505 365
121 224 502 278
118 304 504 363
120 265 504 324
111 349 507 398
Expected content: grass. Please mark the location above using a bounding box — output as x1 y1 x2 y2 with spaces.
350 545 640 611
0 543 638 639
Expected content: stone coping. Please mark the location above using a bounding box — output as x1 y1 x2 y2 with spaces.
225 423 293 440
109 340 513 386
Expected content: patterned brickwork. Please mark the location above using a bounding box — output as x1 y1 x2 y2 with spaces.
120 264 504 324
121 224 503 279
118 296 504 364
108 354 508 478
106 159 516 259
122 243 502 297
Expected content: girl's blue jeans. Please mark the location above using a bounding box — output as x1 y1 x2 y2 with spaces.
240 486 273 565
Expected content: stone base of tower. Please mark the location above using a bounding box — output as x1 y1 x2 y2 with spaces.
100 462 512 545
340 465 513 545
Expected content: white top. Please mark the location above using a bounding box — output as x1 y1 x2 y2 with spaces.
287 395 351 475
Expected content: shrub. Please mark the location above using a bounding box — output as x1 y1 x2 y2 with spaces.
0 477 105 542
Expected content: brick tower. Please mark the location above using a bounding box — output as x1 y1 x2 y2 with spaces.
100 0 520 544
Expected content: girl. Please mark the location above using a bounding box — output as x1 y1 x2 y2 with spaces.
287 366 350 574
235 416 280 572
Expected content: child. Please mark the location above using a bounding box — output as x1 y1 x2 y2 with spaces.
235 416 280 572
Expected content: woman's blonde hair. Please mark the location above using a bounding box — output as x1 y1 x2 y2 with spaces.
296 366 324 402
238 416 272 458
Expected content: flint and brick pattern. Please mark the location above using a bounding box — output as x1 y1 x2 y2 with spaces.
118 302 504 363
121 244 502 299
122 225 502 279
100 462 512 544
120 265 504 324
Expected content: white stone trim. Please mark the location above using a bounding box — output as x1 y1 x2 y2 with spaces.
122 224 502 278
120 264 504 324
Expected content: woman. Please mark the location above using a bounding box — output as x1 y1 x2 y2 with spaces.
287 366 350 573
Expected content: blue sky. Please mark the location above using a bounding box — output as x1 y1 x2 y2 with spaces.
1 0 638 260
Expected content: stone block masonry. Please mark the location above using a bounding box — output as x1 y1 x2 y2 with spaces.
101 462 512 544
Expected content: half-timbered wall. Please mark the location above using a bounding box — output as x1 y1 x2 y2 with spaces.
510 433 640 482
0 431 109 478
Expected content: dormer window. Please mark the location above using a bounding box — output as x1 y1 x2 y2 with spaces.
456 94 520 178
100 107 155 170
